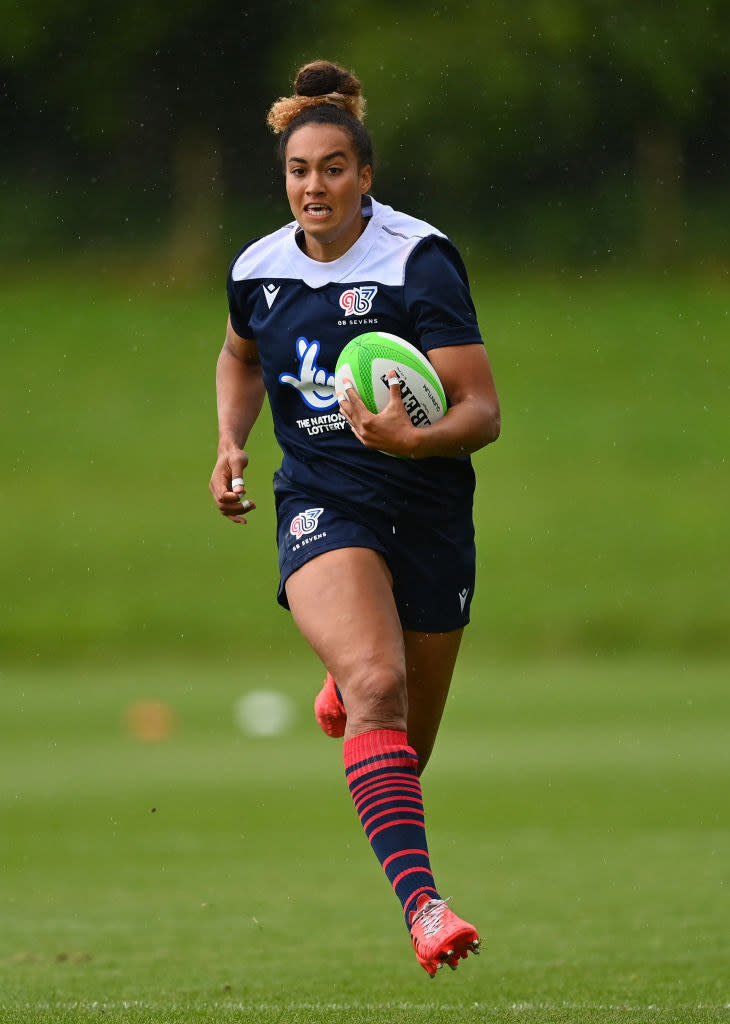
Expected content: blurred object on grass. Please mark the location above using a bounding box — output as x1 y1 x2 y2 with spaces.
125 700 176 742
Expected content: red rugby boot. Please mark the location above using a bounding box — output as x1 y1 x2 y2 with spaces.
409 895 481 977
314 672 346 737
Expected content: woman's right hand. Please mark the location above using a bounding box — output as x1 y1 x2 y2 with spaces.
210 323 266 525
209 446 256 524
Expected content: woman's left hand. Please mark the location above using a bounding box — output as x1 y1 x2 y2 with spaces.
338 371 418 457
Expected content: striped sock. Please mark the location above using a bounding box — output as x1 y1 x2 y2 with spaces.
343 728 440 926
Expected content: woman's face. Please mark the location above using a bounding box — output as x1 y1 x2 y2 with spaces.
285 123 372 262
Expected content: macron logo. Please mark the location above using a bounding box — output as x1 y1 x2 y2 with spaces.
459 588 470 613
263 283 280 309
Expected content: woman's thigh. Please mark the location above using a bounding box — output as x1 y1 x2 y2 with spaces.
285 546 408 735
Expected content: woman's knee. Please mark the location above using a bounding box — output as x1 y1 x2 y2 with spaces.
341 660 408 731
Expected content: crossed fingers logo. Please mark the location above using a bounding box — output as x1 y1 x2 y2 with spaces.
279 337 337 411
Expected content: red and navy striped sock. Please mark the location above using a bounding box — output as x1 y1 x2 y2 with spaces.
343 728 440 926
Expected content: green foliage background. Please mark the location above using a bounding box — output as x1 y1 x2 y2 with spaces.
1 0 728 265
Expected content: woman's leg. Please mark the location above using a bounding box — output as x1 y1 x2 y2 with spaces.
285 546 407 736
313 627 464 772
286 548 479 972
288 548 439 914
403 628 463 773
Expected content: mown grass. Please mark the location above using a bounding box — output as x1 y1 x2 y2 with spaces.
1 269 728 664
1 655 728 1023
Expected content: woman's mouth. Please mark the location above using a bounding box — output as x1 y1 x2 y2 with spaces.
303 203 332 219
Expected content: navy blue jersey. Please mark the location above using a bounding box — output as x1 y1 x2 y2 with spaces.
227 196 484 517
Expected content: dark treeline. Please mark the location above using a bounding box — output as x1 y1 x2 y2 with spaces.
2 0 728 270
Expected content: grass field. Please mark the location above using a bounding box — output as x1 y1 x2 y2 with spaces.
1 266 728 1021
1 654 729 1023
2 268 728 663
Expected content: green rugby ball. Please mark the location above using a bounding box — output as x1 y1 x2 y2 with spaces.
334 332 446 427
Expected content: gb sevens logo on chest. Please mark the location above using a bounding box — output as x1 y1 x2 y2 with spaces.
339 285 377 316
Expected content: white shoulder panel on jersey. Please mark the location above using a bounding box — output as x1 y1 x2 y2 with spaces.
231 223 298 283
373 201 447 245
352 200 447 288
230 198 448 290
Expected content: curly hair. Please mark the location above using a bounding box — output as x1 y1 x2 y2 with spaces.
267 60 374 170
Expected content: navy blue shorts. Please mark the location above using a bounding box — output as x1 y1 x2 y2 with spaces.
274 478 476 633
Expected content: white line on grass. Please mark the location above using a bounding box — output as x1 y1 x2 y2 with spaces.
5 1001 730 1013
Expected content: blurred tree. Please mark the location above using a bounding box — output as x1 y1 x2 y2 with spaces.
598 2 728 265
0 0 293 269
278 0 729 261
1 0 727 266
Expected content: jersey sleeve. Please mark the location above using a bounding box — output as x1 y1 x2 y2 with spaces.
226 242 257 339
403 236 483 352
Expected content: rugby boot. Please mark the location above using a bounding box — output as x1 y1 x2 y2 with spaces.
314 672 347 737
409 895 481 977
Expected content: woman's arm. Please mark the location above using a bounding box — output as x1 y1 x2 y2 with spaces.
209 318 267 523
338 343 500 459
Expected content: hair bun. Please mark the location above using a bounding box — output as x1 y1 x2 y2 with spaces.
267 59 366 134
295 60 362 99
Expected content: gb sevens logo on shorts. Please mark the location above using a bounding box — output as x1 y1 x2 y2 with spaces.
339 285 377 316
290 507 324 540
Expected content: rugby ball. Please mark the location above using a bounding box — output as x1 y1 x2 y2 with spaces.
334 332 446 427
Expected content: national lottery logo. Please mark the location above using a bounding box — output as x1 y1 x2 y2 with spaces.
339 285 377 316
289 507 324 540
279 336 338 411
